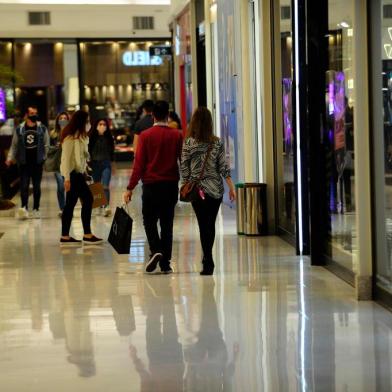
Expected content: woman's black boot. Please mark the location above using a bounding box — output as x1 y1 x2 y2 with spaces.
200 257 214 275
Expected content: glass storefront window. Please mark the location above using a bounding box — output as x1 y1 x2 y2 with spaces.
275 1 296 236
325 0 357 273
0 41 14 122
80 40 173 128
372 0 392 295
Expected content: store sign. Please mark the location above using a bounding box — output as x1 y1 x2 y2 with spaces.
122 51 162 67
149 45 172 57
0 88 6 121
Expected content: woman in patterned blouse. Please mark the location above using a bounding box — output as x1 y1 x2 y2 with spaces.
181 107 236 275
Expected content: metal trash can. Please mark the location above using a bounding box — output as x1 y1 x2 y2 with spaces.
235 183 245 234
244 183 268 236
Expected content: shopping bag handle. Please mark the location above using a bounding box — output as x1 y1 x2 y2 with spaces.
121 203 130 215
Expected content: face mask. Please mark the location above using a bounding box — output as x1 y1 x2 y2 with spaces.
28 115 38 123
97 124 106 134
59 119 68 129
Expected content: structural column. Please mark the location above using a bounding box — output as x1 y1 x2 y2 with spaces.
352 0 373 300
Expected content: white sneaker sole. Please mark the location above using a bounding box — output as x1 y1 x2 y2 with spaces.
146 253 163 273
60 242 82 247
82 239 104 245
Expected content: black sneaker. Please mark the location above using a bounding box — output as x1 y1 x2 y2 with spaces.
60 237 82 246
146 253 163 273
161 266 173 275
83 235 104 245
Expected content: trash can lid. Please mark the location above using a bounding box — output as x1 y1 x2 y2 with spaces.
235 183 245 188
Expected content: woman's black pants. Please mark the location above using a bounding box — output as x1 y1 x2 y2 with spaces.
192 194 222 265
61 172 93 236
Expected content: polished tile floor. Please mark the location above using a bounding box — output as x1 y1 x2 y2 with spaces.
1 168 392 392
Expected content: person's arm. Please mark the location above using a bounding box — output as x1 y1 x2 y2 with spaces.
43 126 50 158
180 139 191 182
6 128 19 165
218 140 236 201
60 138 74 191
133 121 141 155
133 134 139 156
124 136 146 203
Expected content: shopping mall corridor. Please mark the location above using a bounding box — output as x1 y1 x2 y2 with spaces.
1 166 392 392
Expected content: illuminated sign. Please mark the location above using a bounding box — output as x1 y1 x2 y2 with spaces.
149 45 172 57
122 51 163 66
0 88 6 121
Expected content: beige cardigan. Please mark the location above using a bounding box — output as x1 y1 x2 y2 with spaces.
60 135 90 181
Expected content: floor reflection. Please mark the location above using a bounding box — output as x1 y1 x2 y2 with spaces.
130 277 184 390
183 278 238 392
1 169 392 391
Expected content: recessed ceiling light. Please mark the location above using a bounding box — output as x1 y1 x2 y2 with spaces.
338 21 350 28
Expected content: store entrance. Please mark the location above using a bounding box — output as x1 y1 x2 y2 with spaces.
17 87 48 126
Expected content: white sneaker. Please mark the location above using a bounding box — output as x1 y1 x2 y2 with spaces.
32 209 41 219
103 206 112 217
16 207 29 220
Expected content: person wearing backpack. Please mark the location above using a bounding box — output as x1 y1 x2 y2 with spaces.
180 107 236 275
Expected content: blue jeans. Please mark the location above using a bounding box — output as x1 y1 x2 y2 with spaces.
54 171 65 210
91 160 112 205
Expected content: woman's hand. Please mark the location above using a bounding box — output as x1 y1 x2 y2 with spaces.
225 177 236 202
229 187 236 202
64 180 71 193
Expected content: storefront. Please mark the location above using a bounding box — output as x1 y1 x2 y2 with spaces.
0 38 173 131
271 0 372 298
79 39 172 128
370 0 392 307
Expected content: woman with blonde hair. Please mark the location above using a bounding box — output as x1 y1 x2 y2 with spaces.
180 107 236 275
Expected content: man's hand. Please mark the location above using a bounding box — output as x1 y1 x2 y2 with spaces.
5 159 13 167
123 190 133 204
64 180 71 193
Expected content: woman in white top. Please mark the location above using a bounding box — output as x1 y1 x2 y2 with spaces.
60 110 102 246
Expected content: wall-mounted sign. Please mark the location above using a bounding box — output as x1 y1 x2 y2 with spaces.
0 88 6 121
149 45 172 57
122 51 163 67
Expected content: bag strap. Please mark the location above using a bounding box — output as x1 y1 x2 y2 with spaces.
197 143 213 182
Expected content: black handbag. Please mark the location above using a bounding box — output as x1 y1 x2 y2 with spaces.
108 205 133 254
180 143 213 202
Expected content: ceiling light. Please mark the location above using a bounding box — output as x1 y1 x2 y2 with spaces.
338 21 350 28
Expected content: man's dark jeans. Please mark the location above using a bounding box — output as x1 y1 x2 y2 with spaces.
19 163 43 210
142 182 178 267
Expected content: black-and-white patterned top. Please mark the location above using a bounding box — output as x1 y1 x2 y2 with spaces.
180 137 231 199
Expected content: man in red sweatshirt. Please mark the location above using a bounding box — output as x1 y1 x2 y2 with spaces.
123 101 183 274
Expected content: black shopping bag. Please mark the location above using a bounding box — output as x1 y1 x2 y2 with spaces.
108 206 133 254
